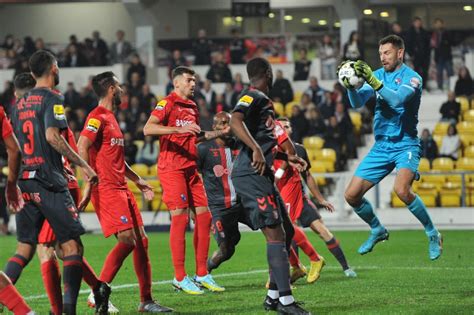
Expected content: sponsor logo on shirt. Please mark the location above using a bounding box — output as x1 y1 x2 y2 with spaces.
155 99 167 111
410 77 420 88
236 95 254 107
213 164 231 177
86 118 101 133
176 119 193 127
120 215 128 224
180 194 187 201
274 123 284 137
53 104 65 120
110 137 124 146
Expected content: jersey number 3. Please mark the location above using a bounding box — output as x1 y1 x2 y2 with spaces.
22 120 35 155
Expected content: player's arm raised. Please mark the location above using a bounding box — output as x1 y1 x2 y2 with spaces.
3 133 24 213
143 115 201 136
124 162 154 201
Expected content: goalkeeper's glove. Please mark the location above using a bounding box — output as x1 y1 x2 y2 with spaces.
354 60 383 91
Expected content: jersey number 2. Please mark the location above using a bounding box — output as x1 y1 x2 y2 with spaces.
22 120 35 155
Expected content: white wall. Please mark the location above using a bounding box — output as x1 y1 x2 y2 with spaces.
0 2 135 43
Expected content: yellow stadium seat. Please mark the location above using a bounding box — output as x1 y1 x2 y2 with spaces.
306 149 322 162
456 157 474 171
463 109 474 122
466 182 474 206
131 163 149 177
273 102 285 117
457 121 474 134
134 140 144 151
459 134 473 148
303 136 325 150
433 121 450 136
309 161 327 186
293 91 303 102
457 96 469 113
464 145 474 157
433 134 443 148
418 158 431 172
421 174 446 190
349 111 362 133
432 158 454 171
149 164 158 177
440 182 461 207
285 101 300 117
415 183 438 207
320 148 337 162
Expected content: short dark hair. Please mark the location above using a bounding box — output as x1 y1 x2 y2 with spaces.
172 66 195 79
379 34 405 50
92 71 117 98
246 57 271 80
276 117 290 122
29 50 57 78
13 73 36 91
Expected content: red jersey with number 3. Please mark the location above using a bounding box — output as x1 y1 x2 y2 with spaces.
151 92 199 173
80 105 127 191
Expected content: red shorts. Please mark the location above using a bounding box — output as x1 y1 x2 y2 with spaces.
38 188 81 244
91 188 143 238
278 180 304 222
159 167 208 210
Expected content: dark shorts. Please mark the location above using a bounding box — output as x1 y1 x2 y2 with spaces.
232 174 284 230
210 203 251 246
16 179 85 245
298 196 322 228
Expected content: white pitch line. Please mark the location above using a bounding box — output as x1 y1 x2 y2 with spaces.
24 265 474 301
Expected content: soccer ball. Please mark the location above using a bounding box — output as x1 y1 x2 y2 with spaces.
338 61 365 89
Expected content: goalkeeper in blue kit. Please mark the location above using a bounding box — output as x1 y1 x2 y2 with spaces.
340 34 442 260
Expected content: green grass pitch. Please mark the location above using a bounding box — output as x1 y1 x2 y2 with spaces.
1 230 473 314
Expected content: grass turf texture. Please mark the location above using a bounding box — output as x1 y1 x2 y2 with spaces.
0 230 473 314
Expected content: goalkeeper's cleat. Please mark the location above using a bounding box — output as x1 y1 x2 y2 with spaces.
138 300 173 313
428 232 443 261
263 296 279 311
276 301 311 315
358 227 389 255
290 264 307 284
172 276 204 295
307 257 325 283
193 274 225 292
344 268 357 278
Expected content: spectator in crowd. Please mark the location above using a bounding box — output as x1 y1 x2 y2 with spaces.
123 132 138 165
91 30 109 66
439 91 461 123
129 72 144 98
332 82 350 109
13 57 29 78
169 49 187 73
289 105 308 144
406 17 431 90
269 69 294 105
206 51 232 83
197 98 214 131
133 112 149 141
431 18 454 91
119 84 130 111
324 116 346 170
75 108 88 130
229 28 247 64
34 38 48 52
198 80 217 113
64 44 89 67
192 29 212 65
294 48 311 81
0 50 13 69
22 36 36 57
343 31 364 61
319 35 338 80
140 84 156 114
305 76 326 106
319 91 335 120
117 110 130 133
136 136 158 166
420 128 438 162
439 124 461 160
109 29 133 64
64 82 81 110
299 92 315 112
127 53 146 86
391 22 407 43
334 101 356 158
223 82 238 110
454 66 473 97
305 104 326 137
1 35 14 50
79 85 98 113
232 72 246 93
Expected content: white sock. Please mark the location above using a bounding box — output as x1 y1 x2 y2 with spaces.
279 295 295 306
267 289 279 299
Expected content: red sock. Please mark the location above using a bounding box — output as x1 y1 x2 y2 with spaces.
40 259 62 315
195 211 211 277
133 236 152 302
99 242 135 283
170 213 189 281
293 226 320 261
82 257 99 290
0 283 32 315
288 247 300 268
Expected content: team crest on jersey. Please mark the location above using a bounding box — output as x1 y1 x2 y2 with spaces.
86 118 101 133
395 78 401 85
410 77 420 88
155 99 167 111
53 105 65 120
120 215 128 224
236 95 254 107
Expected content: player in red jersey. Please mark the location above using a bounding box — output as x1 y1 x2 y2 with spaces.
144 66 226 294
78 71 172 313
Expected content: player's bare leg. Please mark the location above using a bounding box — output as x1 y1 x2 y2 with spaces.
394 169 442 260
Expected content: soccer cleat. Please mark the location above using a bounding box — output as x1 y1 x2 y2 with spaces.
276 301 311 315
172 276 204 295
428 232 443 260
194 274 225 292
263 296 279 311
89 282 113 315
344 268 357 278
290 264 307 284
358 228 389 255
307 257 325 283
138 301 174 313
87 292 120 314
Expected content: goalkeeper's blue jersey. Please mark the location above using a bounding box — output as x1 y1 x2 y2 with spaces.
357 63 422 140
